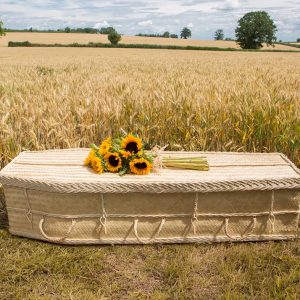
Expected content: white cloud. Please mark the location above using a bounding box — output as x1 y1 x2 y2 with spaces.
137 20 153 27
225 0 240 9
0 0 299 41
187 22 194 28
93 21 109 29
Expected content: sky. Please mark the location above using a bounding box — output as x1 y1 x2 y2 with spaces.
1 0 299 41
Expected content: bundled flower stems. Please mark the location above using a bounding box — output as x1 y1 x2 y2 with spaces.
162 156 209 171
85 134 209 175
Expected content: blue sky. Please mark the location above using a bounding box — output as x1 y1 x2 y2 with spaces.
1 0 299 41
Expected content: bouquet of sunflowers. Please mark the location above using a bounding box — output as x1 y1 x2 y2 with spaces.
85 134 209 176
85 134 153 175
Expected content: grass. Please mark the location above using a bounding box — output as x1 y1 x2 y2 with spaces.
0 46 300 299
7 41 300 53
0 228 299 299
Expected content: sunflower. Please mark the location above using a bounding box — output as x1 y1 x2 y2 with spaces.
121 134 142 154
91 157 104 174
120 150 132 159
84 150 96 166
104 152 122 172
129 158 152 175
99 138 111 156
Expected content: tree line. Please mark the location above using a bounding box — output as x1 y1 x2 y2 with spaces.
1 12 299 49
136 32 178 39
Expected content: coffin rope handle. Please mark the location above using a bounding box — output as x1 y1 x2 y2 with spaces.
269 190 276 233
133 218 165 244
191 193 199 234
97 216 107 235
224 217 257 241
39 217 76 242
24 188 33 228
96 194 107 235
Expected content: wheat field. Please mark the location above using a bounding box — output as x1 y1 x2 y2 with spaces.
0 32 299 51
0 45 300 299
0 47 300 167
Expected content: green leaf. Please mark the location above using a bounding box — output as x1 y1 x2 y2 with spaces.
119 166 128 176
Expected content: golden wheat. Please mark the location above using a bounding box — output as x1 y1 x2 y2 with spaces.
0 32 298 51
0 47 299 168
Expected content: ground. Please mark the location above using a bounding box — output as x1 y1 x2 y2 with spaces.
0 34 300 299
0 228 299 299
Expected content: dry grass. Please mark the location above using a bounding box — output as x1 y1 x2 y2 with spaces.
0 32 298 51
0 46 300 299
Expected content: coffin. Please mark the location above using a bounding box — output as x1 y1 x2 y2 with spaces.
0 149 299 245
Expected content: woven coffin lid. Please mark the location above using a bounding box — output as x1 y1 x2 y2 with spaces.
0 149 300 194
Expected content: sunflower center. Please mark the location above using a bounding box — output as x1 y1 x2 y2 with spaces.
109 155 120 167
125 142 138 153
134 162 147 169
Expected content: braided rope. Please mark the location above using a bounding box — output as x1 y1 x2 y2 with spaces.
191 193 199 234
1 177 300 194
24 188 33 228
269 191 276 233
96 194 107 235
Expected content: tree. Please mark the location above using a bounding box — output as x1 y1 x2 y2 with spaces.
0 21 5 37
100 27 116 35
214 29 224 40
162 31 170 38
297 38 300 43
108 31 121 45
170 34 178 39
235 11 277 49
64 27 71 33
180 27 191 39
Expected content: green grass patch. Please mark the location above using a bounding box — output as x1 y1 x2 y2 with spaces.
0 228 299 299
8 41 300 53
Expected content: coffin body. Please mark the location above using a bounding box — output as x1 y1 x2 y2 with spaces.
0 149 299 244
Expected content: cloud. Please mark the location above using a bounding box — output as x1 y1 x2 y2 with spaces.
0 0 299 41
137 20 153 27
225 0 240 9
93 21 109 29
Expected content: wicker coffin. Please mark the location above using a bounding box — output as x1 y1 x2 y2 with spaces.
0 149 299 245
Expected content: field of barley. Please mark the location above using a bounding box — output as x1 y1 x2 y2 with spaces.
0 32 299 51
0 44 300 299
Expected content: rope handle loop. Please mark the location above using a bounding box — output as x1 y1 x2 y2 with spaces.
39 217 76 242
224 217 257 241
133 218 165 244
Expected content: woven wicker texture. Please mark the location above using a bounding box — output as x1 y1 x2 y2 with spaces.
0 149 300 194
1 149 300 244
